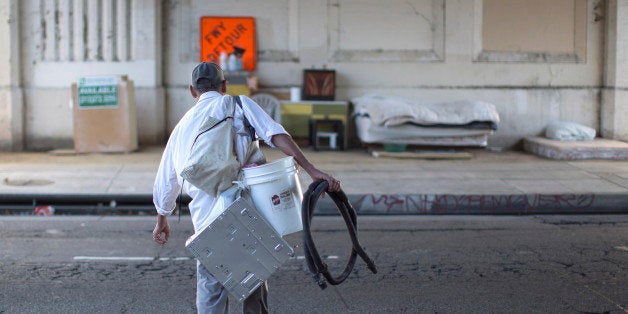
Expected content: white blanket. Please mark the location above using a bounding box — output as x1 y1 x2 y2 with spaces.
352 94 500 127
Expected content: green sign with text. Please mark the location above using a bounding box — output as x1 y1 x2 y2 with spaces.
78 76 118 108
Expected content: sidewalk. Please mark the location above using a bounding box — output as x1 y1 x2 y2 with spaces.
0 146 627 215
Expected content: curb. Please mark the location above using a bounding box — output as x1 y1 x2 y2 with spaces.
340 194 628 215
1 193 627 215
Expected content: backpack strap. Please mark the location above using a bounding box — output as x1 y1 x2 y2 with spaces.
234 95 258 141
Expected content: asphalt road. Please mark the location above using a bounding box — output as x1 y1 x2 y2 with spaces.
0 215 626 313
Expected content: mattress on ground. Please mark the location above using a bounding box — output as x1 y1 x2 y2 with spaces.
355 115 491 146
351 94 499 147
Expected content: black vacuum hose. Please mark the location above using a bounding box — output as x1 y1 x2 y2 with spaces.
301 180 378 290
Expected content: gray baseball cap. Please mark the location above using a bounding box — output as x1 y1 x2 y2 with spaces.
192 62 225 90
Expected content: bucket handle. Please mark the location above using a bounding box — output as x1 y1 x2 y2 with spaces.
232 180 248 191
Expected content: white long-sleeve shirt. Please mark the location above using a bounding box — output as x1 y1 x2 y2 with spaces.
153 91 287 232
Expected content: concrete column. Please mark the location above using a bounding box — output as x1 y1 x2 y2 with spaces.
601 0 628 141
132 0 165 144
0 0 23 151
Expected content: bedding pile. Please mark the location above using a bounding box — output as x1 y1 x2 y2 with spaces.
351 94 500 147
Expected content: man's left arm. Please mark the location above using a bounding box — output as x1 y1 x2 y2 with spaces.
152 139 180 244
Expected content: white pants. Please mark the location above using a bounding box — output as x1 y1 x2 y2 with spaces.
196 261 268 314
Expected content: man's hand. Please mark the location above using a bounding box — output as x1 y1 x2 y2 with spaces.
153 214 170 245
307 167 341 192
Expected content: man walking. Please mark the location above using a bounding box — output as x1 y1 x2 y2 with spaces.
152 62 340 313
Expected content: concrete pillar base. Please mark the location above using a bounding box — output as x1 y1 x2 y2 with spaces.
0 87 24 151
601 89 628 141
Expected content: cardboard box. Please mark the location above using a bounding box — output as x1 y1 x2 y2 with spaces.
71 75 138 153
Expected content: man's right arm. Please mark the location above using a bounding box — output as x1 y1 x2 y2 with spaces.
271 133 341 192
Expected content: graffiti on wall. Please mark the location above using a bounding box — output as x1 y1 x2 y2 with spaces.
350 194 597 214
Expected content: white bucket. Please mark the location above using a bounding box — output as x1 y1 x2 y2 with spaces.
290 87 301 102
242 156 303 236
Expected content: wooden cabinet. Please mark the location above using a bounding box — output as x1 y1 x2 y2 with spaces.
226 73 258 96
280 100 349 148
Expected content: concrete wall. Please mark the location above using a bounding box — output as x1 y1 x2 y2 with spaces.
602 0 628 140
164 0 605 149
15 0 164 150
0 0 23 150
2 0 626 150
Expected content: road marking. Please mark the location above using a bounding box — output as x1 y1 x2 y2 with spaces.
294 255 339 260
73 256 193 261
74 255 340 262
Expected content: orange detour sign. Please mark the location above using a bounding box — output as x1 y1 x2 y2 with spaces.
200 16 256 71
